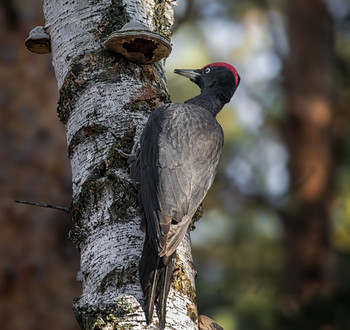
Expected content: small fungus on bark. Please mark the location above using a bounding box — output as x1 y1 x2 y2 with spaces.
25 26 51 54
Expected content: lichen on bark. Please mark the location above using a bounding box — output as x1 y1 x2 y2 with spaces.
153 0 174 39
172 255 197 305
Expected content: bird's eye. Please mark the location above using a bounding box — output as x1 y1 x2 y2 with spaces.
204 67 211 74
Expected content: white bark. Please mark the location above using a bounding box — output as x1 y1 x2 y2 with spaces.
41 0 198 329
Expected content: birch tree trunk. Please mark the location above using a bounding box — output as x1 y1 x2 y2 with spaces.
40 1 198 328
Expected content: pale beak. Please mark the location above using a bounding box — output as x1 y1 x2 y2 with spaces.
174 69 201 82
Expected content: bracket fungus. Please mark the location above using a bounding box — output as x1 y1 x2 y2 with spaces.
105 21 172 64
25 26 51 54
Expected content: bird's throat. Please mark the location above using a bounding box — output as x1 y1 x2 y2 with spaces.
185 92 225 116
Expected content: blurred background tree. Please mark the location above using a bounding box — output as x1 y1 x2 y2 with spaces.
1 0 349 329
0 1 79 330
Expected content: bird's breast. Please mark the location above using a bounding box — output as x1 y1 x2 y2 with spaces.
158 104 224 168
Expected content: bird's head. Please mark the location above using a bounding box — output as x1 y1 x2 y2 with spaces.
174 62 240 104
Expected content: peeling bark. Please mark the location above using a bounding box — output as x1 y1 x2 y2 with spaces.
40 0 198 328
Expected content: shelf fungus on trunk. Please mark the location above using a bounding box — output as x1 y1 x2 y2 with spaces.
25 26 51 54
104 21 172 64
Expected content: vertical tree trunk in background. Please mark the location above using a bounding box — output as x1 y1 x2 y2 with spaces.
41 1 198 328
282 0 334 311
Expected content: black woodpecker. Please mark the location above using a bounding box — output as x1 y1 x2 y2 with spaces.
129 62 240 328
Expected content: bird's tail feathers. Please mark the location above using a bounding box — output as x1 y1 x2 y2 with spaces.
157 258 175 329
139 238 175 329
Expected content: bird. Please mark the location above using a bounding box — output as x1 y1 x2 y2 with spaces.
129 62 240 328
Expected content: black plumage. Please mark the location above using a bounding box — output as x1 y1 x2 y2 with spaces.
129 63 240 328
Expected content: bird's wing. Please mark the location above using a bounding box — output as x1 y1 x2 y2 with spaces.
139 103 223 256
